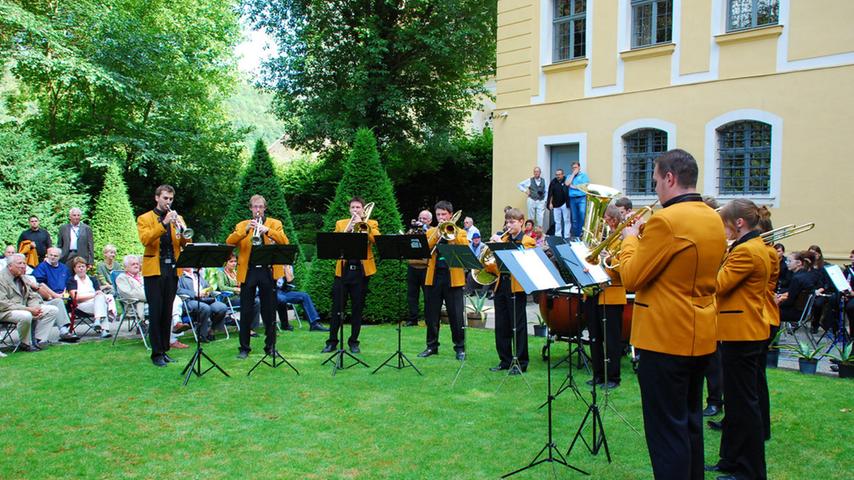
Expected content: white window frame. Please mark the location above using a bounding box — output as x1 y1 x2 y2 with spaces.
612 119 677 203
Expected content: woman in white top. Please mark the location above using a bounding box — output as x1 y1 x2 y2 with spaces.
66 256 115 338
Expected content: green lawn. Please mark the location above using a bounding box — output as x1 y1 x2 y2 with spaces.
1 325 851 479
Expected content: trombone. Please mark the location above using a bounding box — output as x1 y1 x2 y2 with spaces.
429 210 463 255
166 204 193 239
760 222 815 244
346 202 375 233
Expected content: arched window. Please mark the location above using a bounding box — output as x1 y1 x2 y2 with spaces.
623 128 668 196
716 120 771 195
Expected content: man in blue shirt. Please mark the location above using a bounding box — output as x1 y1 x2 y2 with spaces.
566 161 590 241
32 247 71 296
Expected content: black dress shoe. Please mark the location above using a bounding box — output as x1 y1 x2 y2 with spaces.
17 343 40 352
586 379 604 386
417 348 437 358
281 324 294 331
163 354 175 363
489 365 509 372
703 404 722 417
349 344 361 354
707 420 723 431
59 332 80 343
603 381 620 389
321 344 336 353
206 333 216 342
310 323 330 332
236 350 249 360
152 357 167 367
455 351 466 361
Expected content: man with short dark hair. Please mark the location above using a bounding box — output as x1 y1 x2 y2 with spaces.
405 210 432 327
57 208 94 268
619 149 727 480
547 169 570 239
614 197 633 218
18 215 52 264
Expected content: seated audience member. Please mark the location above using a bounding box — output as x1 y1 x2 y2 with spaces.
208 253 261 336
32 247 71 300
533 226 545 247
0 254 77 350
177 268 228 342
18 215 52 264
276 265 329 332
95 244 119 294
117 255 188 348
463 216 480 242
775 243 791 292
523 219 535 238
807 245 833 334
66 257 114 338
776 250 819 324
0 245 18 270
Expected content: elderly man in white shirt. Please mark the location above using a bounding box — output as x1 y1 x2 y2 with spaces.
517 166 547 227
463 217 480 242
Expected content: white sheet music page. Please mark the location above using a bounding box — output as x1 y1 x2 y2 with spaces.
568 242 611 284
511 249 561 291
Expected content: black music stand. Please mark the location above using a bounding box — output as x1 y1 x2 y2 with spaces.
435 244 482 387
372 234 429 376
247 244 300 377
316 232 370 374
176 243 233 386
493 247 586 478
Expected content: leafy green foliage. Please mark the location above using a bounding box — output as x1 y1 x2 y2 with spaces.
0 125 89 247
304 129 406 322
90 163 143 262
223 78 285 152
243 0 497 157
219 139 305 283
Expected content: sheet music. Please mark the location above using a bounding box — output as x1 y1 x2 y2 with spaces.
825 264 851 293
511 249 561 291
569 241 610 284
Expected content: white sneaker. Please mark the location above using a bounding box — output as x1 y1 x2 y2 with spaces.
100 331 112 339
0 350 7 358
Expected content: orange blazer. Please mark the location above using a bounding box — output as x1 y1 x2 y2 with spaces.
764 244 781 328
425 225 469 287
716 235 771 341
18 240 39 268
225 217 289 284
619 199 727 356
488 234 537 294
599 239 627 305
333 218 379 277
137 210 191 277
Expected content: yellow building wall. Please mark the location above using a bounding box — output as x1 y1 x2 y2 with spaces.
679 0 712 75
717 28 781 79
622 48 674 92
496 0 535 107
590 1 618 88
492 66 854 259
788 0 854 60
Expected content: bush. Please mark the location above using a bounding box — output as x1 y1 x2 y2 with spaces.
219 139 305 284
90 163 143 262
0 126 89 247
304 129 407 322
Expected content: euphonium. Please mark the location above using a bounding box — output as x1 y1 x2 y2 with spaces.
429 210 463 255
577 184 622 246
471 229 508 286
166 204 193 239
586 200 658 270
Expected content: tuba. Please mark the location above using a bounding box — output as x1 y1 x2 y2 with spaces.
577 184 622 246
586 200 658 270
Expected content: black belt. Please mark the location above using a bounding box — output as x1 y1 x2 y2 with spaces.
347 264 362 271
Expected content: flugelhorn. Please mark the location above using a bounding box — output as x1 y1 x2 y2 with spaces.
429 210 463 255
251 212 264 246
166 204 193 239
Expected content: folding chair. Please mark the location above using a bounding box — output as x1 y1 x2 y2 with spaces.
68 295 97 337
213 291 234 340
110 271 150 350
783 291 816 346
0 320 18 351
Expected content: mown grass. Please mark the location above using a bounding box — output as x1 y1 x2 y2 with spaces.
1 325 851 479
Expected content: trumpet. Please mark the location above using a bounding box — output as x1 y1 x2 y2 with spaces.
586 200 658 270
471 229 509 286
346 202 375 233
251 213 264 246
166 205 193 239
429 210 463 255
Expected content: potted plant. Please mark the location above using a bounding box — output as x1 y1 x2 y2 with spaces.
465 292 492 329
531 313 548 337
826 343 854 379
766 328 784 368
779 339 825 374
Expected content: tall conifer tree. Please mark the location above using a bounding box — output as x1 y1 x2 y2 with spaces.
90 163 142 261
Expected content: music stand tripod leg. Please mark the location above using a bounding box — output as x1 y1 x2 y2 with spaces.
373 317 422 375
181 275 229 386
497 292 531 392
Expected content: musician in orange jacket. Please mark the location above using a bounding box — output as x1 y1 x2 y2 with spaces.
418 200 468 360
487 208 536 373
706 200 771 480
588 204 627 388
226 194 289 359
322 196 379 354
137 184 192 367
619 149 727 480
758 218 781 442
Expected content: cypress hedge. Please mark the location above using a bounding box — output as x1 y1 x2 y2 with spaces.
90 163 143 261
304 129 407 322
218 139 305 283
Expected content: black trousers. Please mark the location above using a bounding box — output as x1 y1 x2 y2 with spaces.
717 340 767 480
406 266 427 323
705 347 723 408
493 283 528 369
328 267 367 347
637 349 710 480
238 267 276 354
424 268 465 353
143 268 177 359
587 301 623 383
758 324 779 441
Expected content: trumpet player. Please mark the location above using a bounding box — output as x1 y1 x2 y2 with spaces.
322 196 379 354
486 208 535 373
405 210 432 327
226 195 288 360
136 185 192 368
418 201 468 360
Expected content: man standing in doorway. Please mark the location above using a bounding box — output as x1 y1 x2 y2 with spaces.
566 161 589 241
517 166 547 228
547 169 570 240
